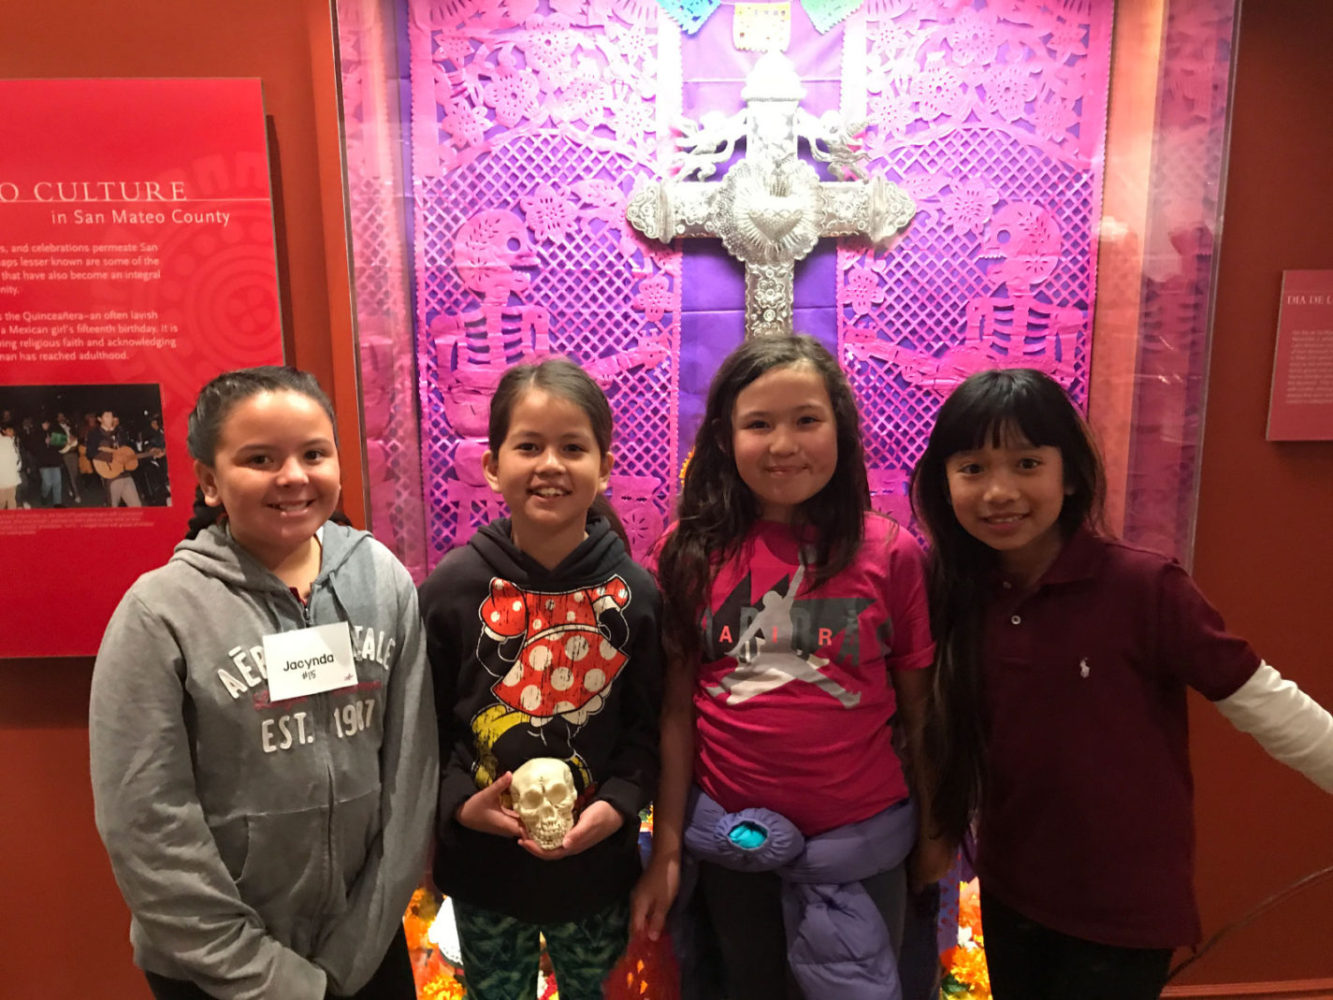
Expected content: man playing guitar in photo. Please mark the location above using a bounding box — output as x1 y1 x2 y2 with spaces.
86 410 145 507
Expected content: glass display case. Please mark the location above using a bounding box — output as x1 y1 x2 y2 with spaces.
331 1 1240 993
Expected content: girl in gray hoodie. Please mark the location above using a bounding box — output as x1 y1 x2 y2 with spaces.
90 367 438 1000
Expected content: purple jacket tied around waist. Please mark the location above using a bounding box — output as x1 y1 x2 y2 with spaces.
682 787 917 1000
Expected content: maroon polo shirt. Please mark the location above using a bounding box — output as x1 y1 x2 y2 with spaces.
976 527 1260 948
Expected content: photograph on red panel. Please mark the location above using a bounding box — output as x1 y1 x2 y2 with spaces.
0 383 168 510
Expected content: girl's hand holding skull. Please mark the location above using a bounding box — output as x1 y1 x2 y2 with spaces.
509 757 625 860
456 770 526 839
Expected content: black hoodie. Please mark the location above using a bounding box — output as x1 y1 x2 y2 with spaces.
419 515 663 923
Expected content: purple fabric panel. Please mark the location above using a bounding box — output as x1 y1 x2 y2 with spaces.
678 230 833 459
676 5 845 459
682 242 746 311
794 243 838 308
797 243 840 352
681 2 843 106
680 245 743 458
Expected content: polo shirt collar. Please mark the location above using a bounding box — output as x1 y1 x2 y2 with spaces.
1031 525 1105 587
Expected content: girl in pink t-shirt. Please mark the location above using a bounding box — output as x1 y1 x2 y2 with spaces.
632 335 942 1000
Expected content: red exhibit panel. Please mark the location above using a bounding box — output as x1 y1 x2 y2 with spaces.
1267 269 1333 441
0 78 284 657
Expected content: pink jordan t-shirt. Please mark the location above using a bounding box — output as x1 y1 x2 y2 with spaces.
687 514 934 836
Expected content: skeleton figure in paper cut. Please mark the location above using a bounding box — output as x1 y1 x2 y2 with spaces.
433 209 551 380
846 200 1080 393
962 201 1082 379
432 210 552 517
467 575 633 792
706 562 862 709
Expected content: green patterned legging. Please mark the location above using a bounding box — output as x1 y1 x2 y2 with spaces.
452 896 630 1000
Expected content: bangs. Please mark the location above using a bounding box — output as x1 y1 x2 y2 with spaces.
916 366 1103 538
932 371 1074 456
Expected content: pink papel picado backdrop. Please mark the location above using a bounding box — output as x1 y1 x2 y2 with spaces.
385 0 1114 571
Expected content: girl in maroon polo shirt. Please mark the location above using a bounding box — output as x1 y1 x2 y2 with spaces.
910 368 1333 1000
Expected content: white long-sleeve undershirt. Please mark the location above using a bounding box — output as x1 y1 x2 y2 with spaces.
1214 660 1333 793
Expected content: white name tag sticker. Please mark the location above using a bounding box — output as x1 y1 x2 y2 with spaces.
264 622 357 702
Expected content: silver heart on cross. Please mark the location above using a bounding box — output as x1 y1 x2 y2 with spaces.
711 159 822 265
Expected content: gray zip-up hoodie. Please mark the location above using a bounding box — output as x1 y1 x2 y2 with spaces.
90 522 438 1000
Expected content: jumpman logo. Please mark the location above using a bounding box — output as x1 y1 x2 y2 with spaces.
705 562 863 707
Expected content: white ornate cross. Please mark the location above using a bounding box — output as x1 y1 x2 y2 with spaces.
626 51 916 338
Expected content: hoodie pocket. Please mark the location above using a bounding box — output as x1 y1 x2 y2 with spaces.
206 814 249 883
329 788 380 898
230 808 331 946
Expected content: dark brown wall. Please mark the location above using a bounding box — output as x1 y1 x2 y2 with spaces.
1177 0 1333 989
0 2 357 997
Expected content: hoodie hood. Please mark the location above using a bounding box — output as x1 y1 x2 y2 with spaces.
170 522 369 594
468 514 626 589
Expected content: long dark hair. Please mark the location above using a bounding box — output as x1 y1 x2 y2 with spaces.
910 368 1105 842
488 357 629 551
185 366 338 540
657 334 870 671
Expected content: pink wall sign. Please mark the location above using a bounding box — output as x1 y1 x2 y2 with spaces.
1267 270 1333 441
0 78 284 658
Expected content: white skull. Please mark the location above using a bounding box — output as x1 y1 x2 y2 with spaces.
511 758 575 851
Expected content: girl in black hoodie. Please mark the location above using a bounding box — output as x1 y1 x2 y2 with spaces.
419 358 664 1000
